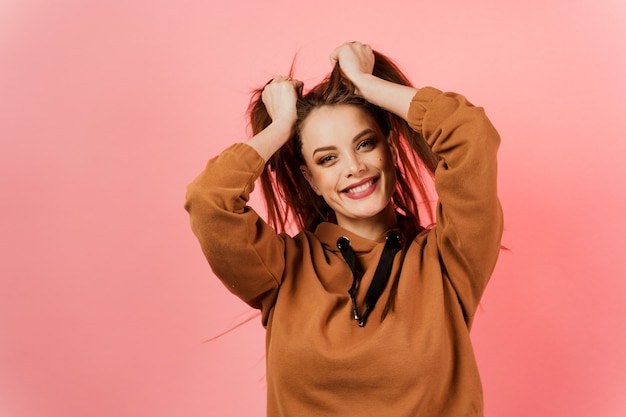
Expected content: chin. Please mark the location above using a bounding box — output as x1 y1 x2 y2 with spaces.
347 203 390 221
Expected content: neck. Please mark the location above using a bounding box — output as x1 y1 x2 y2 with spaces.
337 203 398 241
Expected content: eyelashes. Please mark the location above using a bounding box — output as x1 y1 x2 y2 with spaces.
317 154 335 165
315 138 378 166
357 138 376 150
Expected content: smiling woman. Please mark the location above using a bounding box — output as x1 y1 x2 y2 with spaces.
299 105 398 239
184 41 503 416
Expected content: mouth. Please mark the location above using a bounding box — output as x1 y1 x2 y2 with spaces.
342 177 379 194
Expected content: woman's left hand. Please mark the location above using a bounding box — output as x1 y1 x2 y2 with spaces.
329 42 375 86
330 41 418 121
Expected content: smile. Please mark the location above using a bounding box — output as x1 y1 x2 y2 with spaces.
347 180 374 193
342 177 379 199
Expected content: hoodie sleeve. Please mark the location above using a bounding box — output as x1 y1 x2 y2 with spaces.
407 87 504 323
184 143 285 322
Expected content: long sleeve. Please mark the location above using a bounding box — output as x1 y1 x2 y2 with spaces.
408 87 503 324
184 143 285 321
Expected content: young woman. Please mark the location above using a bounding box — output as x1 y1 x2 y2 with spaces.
185 42 503 416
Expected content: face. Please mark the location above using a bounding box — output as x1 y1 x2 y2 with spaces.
299 104 397 233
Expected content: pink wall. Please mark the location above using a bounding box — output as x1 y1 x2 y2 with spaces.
1 0 625 416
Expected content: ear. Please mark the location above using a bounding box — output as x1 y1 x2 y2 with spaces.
300 165 321 195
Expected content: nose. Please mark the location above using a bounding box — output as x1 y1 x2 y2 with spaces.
346 153 366 177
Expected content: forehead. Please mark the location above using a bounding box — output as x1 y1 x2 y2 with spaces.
299 105 379 147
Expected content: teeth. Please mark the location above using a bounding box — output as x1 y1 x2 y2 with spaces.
347 180 373 193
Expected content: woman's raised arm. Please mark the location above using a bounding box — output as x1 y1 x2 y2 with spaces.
330 42 418 121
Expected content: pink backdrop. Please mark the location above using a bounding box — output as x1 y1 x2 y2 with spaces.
1 0 625 416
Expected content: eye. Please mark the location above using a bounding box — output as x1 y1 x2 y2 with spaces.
317 154 336 166
356 138 376 151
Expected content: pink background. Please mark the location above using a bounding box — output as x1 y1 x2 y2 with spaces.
1 0 625 416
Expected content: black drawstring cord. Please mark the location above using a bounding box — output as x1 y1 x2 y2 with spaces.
337 232 402 327
337 236 360 320
361 232 401 326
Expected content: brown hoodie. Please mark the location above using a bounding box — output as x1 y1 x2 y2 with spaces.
185 87 503 416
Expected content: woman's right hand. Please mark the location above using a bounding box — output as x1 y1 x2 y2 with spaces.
247 76 303 161
261 76 302 130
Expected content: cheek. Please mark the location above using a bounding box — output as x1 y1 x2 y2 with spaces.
310 170 333 189
372 151 394 172
310 167 345 196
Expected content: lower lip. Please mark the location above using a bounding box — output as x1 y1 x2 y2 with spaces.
343 180 378 200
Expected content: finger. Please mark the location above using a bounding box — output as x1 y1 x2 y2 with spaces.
329 41 352 65
329 47 340 65
330 41 367 64
294 80 304 95
270 75 292 84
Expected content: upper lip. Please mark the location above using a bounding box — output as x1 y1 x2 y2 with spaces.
341 176 378 193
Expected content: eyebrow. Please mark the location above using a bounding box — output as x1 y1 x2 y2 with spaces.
311 128 376 159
